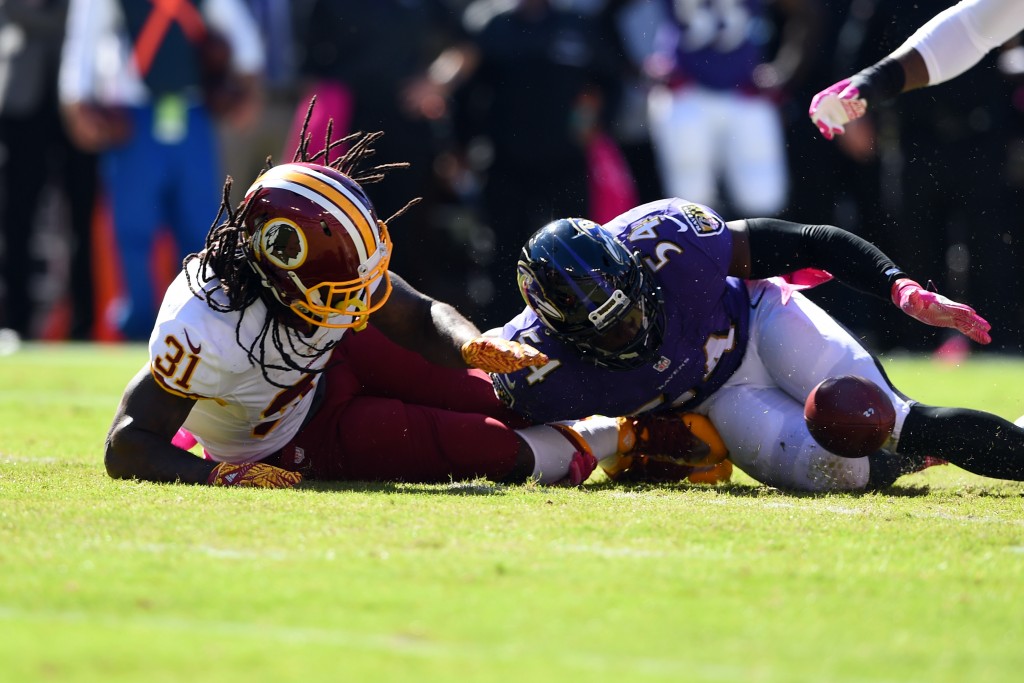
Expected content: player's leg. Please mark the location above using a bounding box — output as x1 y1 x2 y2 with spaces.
340 324 529 424
285 341 605 484
647 85 718 205
101 108 165 340
895 405 1024 481
0 114 48 336
722 95 788 216
293 393 601 485
742 280 1024 484
170 106 221 256
321 395 526 482
745 280 915 442
700 279 910 490
704 383 870 491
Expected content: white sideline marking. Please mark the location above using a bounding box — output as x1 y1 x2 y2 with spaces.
0 606 747 679
559 543 673 559
127 542 291 561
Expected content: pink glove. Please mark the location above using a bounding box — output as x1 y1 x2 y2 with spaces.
460 336 549 373
808 79 868 140
891 278 992 345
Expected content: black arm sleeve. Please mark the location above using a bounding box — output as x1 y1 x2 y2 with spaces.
745 217 908 301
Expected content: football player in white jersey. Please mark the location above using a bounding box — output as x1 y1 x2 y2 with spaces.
809 0 1024 139
104 115 703 489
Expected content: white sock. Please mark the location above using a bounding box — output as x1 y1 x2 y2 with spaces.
561 415 621 459
514 424 578 484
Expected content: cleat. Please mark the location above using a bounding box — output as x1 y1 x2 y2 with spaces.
914 456 949 473
687 459 734 485
867 450 948 489
618 413 711 465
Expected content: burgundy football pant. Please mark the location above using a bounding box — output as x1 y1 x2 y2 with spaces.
274 325 531 482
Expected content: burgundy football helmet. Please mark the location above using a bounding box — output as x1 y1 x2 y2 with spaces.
240 162 393 329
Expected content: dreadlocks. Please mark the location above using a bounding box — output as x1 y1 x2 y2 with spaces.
182 97 421 387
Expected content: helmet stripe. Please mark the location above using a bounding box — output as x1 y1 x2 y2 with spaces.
272 179 371 263
257 165 378 258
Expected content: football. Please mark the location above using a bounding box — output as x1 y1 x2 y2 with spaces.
804 375 896 458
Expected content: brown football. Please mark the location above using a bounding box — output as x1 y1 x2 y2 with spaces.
804 375 896 458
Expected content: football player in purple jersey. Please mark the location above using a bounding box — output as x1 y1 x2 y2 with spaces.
491 203 1024 491
646 0 821 216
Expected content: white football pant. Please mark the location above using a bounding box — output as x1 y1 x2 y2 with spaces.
648 84 788 216
695 279 915 491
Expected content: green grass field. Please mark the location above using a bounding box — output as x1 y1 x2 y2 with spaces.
2 344 1023 682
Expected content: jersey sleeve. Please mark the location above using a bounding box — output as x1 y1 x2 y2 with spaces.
907 0 1024 87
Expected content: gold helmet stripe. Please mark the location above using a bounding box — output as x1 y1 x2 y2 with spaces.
255 165 378 261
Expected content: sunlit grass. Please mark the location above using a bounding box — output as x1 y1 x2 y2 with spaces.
1 345 1022 682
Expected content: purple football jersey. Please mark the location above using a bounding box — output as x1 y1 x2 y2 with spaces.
494 199 751 423
653 0 765 91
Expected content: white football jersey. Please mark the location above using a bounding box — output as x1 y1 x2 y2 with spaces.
149 261 347 463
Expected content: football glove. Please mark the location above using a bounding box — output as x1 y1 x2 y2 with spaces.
461 336 549 373
891 278 992 345
808 79 868 140
207 462 303 489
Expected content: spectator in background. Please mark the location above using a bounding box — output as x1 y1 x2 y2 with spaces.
808 0 1024 355
0 0 97 341
59 0 264 340
289 0 476 307
217 0 305 205
809 0 1024 141
596 0 669 206
813 1 1023 355
453 0 622 329
778 0 893 349
645 0 822 219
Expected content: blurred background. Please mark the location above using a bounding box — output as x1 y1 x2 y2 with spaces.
2 0 1023 356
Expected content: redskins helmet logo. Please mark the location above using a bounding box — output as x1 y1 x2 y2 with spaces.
259 219 308 270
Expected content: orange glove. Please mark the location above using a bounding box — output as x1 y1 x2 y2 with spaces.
460 336 548 373
207 462 303 489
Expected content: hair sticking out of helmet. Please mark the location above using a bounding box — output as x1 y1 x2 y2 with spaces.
517 218 664 370
184 96 422 386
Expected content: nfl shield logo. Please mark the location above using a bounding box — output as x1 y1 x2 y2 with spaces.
654 357 671 372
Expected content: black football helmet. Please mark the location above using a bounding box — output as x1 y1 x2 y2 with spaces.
516 218 664 369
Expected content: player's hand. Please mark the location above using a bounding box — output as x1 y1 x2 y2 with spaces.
891 278 992 345
461 336 548 373
207 462 303 488
809 79 868 140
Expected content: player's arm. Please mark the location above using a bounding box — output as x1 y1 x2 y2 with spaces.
809 0 1024 139
372 272 547 372
106 366 303 488
727 217 991 344
105 365 214 484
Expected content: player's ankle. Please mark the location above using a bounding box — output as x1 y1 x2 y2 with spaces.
616 417 638 454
